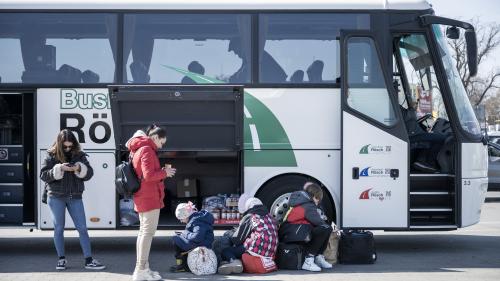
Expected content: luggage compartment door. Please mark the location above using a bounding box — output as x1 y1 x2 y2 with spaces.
340 31 409 229
109 85 243 152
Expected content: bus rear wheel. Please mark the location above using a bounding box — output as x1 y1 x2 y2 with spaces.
256 175 334 224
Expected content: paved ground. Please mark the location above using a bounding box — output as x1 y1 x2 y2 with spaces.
0 193 499 281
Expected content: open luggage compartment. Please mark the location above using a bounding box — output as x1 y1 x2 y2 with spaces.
110 85 244 227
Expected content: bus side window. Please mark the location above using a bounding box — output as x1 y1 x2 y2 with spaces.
346 37 396 126
259 13 369 84
124 14 251 84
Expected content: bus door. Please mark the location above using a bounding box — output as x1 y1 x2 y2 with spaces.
340 31 409 229
0 91 35 227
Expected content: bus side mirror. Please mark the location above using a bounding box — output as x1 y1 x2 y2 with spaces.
446 26 460 39
465 29 478 77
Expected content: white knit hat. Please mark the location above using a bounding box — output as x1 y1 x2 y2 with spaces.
175 201 197 220
245 197 263 212
238 193 251 214
239 196 263 214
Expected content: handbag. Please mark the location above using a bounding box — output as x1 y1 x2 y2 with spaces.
41 183 48 204
323 227 341 264
242 253 277 274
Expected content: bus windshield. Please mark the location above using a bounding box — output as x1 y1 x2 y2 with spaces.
432 25 481 137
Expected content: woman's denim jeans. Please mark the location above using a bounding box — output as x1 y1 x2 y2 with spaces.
48 196 92 258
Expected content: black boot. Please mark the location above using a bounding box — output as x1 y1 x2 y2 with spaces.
170 254 189 273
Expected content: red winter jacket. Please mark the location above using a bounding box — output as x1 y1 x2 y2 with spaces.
127 136 167 212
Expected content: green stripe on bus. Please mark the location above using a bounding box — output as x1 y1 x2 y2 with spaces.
162 65 297 167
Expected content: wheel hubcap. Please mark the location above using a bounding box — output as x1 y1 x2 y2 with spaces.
270 192 292 222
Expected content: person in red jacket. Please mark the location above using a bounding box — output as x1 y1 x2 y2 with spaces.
127 125 176 281
281 182 333 272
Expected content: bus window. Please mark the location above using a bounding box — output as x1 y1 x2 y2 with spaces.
124 14 251 84
0 13 117 84
397 34 449 122
259 14 369 84
393 55 409 109
432 25 481 136
346 37 396 126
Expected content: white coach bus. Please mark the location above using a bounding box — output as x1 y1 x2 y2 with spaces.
0 0 489 231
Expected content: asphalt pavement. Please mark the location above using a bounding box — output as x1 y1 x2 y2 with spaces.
0 193 499 281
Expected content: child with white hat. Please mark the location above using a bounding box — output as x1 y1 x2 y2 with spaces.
171 201 215 273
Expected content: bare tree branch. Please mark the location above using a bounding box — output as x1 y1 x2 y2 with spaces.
445 19 500 116
476 72 500 105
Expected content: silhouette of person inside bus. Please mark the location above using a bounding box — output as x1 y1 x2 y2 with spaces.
228 39 287 83
181 61 205 84
307 60 324 83
289 70 304 83
401 101 447 173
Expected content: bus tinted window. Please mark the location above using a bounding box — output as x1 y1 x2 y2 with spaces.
124 14 251 84
346 37 396 126
259 14 369 84
0 13 117 84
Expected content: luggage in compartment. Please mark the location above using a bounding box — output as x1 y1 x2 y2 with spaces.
202 194 240 225
176 178 198 198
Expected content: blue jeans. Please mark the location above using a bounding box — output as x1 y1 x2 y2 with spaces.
47 196 92 258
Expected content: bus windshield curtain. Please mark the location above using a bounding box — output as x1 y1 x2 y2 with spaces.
258 16 269 80
123 16 135 83
237 15 251 82
106 15 118 82
124 15 154 84
20 34 47 72
131 34 153 83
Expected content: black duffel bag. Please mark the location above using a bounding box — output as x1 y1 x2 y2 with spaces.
339 230 377 264
278 223 312 243
276 243 304 270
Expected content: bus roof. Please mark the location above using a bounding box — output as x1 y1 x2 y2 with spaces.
0 0 432 11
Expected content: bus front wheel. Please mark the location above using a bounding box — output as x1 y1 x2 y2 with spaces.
256 175 335 224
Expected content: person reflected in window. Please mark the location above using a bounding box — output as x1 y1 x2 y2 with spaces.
307 60 324 83
181 61 205 84
228 39 287 83
289 70 304 83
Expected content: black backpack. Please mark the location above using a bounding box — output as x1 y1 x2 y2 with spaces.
276 243 304 270
115 158 140 197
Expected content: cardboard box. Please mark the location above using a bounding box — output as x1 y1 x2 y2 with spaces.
176 178 198 198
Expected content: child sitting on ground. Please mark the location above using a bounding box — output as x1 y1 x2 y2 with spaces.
171 201 214 273
217 195 278 274
280 182 333 272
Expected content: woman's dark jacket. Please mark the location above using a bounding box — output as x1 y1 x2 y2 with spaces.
40 151 93 199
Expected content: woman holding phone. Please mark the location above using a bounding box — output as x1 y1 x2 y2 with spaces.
40 129 106 271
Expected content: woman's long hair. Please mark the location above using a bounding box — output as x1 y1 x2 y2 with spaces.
47 129 81 163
